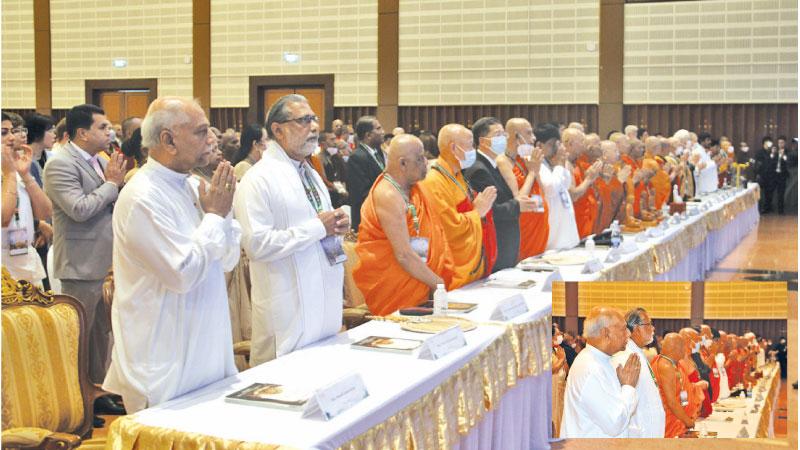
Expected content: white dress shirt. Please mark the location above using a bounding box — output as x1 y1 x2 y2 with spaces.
103 158 241 413
561 344 638 438
611 339 666 437
692 145 718 194
539 160 579 250
234 141 343 365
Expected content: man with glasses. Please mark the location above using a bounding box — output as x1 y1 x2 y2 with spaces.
535 122 580 250
465 117 538 272
235 94 348 365
611 307 665 437
347 115 386 232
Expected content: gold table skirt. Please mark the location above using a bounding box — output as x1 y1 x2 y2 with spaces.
106 317 551 450
756 364 782 438
598 187 760 281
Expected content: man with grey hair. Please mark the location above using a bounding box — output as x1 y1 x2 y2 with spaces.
103 97 241 413
624 125 638 141
235 94 349 364
610 307 666 437
561 306 641 438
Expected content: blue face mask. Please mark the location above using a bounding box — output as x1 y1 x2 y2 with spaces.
490 135 507 154
460 148 477 169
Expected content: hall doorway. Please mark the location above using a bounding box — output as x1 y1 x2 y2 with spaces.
86 79 157 125
248 75 334 130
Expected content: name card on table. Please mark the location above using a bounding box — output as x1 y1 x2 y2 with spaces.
541 268 563 292
604 248 621 263
490 294 529 321
301 373 369 420
418 325 467 360
581 258 604 274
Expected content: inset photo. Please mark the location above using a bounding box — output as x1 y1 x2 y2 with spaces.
551 281 790 446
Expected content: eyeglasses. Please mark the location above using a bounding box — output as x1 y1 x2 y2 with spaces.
1 128 10 137
12 127 27 135
638 322 653 328
279 115 319 126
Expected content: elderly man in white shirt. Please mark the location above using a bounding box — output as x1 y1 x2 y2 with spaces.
611 307 666 437
534 122 579 250
235 94 349 365
103 97 241 413
561 306 641 438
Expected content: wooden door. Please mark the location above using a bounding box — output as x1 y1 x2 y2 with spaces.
99 90 151 125
263 87 325 129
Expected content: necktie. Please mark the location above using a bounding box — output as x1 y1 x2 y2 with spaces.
375 149 386 169
89 155 106 181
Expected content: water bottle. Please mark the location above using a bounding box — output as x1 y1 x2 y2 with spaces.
746 383 752 398
610 220 621 248
433 284 448 316
672 185 683 204
585 235 596 257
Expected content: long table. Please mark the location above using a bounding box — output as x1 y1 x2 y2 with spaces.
107 277 553 449
541 184 760 281
697 362 782 438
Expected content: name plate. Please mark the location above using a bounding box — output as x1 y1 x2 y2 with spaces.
490 294 529 321
604 248 621 263
302 373 369 420
541 268 563 292
419 325 467 360
581 258 604 274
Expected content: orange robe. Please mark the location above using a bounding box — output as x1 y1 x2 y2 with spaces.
621 154 640 171
593 176 627 235
354 174 455 315
420 158 488 288
513 156 549 259
654 355 691 438
651 157 672 208
572 156 598 238
630 180 647 218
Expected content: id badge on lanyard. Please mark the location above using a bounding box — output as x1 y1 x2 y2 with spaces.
679 389 689 406
559 188 571 208
410 237 429 263
8 197 29 256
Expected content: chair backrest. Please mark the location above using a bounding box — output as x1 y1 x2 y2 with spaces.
1 267 93 439
342 233 366 308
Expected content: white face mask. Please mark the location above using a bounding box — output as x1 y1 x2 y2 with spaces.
342 155 349 162
555 335 563 346
517 143 534 158
703 337 712 348
326 146 338 156
741 146 749 153
692 341 700 354
715 353 725 366
490 135 507 154
460 148 477 169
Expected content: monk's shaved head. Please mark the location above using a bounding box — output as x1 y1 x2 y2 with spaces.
661 333 686 360
567 121 584 132
645 136 661 155
438 123 473 159
387 134 427 184
506 118 531 136
600 140 619 162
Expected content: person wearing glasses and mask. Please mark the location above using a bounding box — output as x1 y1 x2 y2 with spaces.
495 118 549 260
535 122 580 250
234 94 349 364
610 307 666 437
464 117 539 272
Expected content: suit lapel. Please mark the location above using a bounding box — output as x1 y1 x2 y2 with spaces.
360 143 384 173
66 143 105 186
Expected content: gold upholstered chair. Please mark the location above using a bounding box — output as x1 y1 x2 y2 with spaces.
341 232 371 330
1 268 105 449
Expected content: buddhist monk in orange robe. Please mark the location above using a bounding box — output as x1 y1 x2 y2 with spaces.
495 118 549 259
593 141 631 234
646 137 672 209
354 135 455 315
420 124 497 288
654 333 696 438
568 131 602 238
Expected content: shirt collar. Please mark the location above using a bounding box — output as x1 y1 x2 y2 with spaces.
586 343 612 360
145 157 192 186
627 338 645 356
70 141 93 160
478 150 498 169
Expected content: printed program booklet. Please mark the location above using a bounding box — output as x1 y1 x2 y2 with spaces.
224 383 310 410
351 336 424 354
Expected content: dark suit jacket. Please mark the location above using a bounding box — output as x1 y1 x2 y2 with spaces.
464 151 520 272
346 143 384 231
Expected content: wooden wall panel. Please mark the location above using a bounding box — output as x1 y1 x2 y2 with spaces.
397 105 599 136
332 107 379 129
209 108 247 132
624 104 798 149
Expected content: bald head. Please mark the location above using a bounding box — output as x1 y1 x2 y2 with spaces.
624 125 638 140
438 123 473 164
562 127 585 162
568 122 584 132
506 118 532 137
645 136 661 155
661 333 686 360
584 133 602 162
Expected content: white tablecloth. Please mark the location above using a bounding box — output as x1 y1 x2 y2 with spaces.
697 363 781 438
531 185 759 281
118 279 553 450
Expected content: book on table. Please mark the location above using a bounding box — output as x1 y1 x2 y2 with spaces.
351 336 424 353
224 383 310 410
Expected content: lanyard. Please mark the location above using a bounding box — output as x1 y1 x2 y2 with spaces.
514 158 528 176
432 163 473 201
383 173 419 236
365 145 385 170
300 164 323 213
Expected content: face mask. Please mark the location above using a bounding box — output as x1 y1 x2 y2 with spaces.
342 155 349 163
715 353 725 366
460 148 477 169
703 337 712 348
555 335 563 346
517 143 533 158
490 135 507 154
109 129 117 142
326 147 338 156
780 339 786 345
692 342 700 354
347 135 354 145
741 146 749 153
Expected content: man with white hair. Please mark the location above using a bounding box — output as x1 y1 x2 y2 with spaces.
235 94 349 364
611 308 665 437
103 97 241 412
561 306 641 438
624 125 638 141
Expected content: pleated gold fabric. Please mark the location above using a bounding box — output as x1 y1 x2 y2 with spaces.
598 188 759 281
1 303 85 434
106 316 551 449
756 363 781 438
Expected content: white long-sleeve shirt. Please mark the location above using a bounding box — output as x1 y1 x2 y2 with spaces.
611 339 666 437
103 159 241 413
234 141 343 365
561 344 638 438
692 145 718 194
539 160 579 250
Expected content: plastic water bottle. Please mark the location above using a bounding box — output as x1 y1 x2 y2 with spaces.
672 185 683 204
610 220 621 248
433 284 448 316
585 235 596 257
